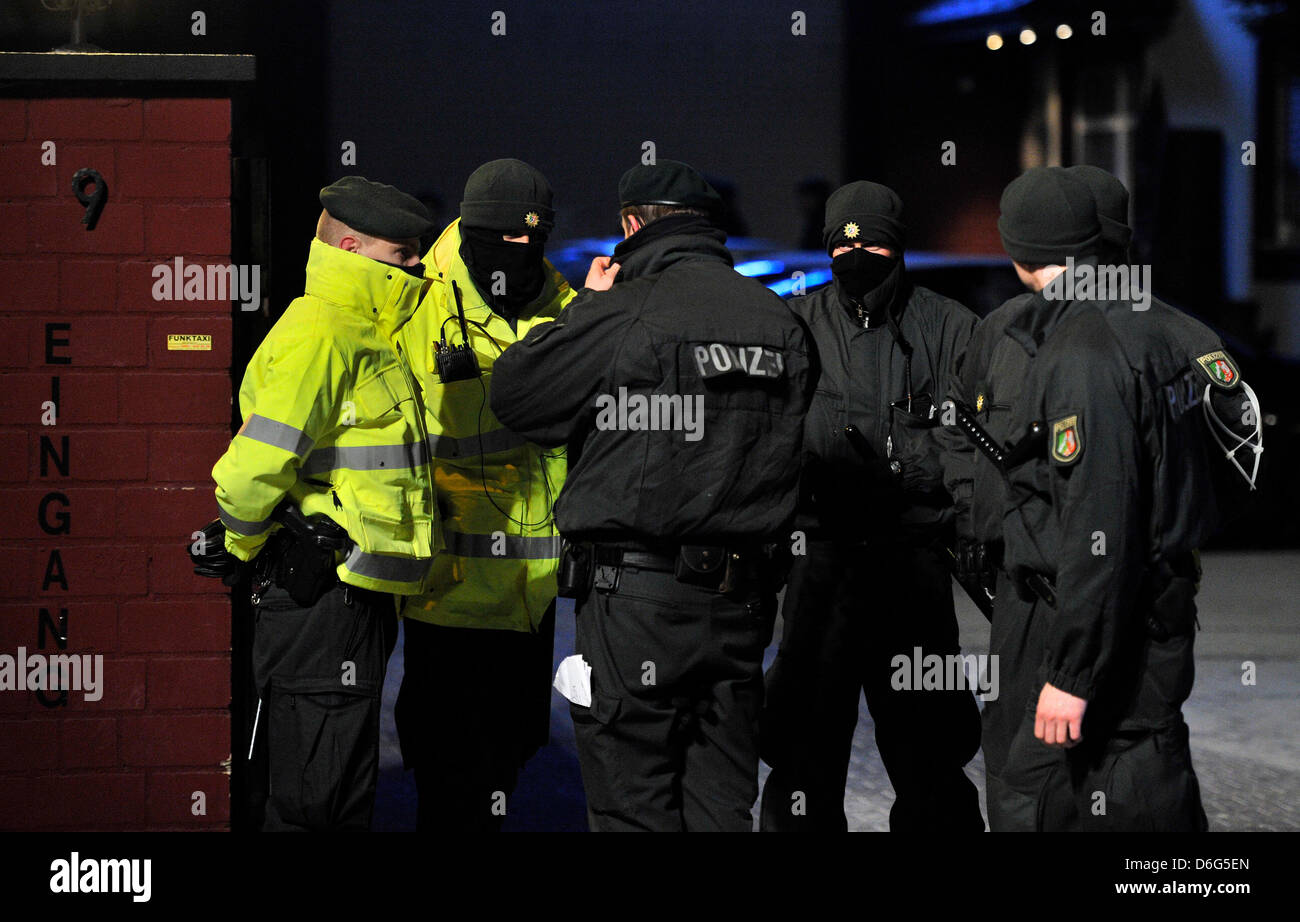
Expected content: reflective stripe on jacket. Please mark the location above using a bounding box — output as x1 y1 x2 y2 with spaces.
213 238 440 594
397 219 573 632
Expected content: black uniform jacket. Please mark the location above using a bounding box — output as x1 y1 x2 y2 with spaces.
491 219 813 545
999 283 1252 701
941 292 1034 544
790 264 976 543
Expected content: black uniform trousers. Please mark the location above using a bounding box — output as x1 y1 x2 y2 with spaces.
571 565 777 832
394 603 555 832
982 572 1208 832
759 540 984 831
251 582 398 831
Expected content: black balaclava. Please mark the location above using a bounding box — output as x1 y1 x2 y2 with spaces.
458 159 555 320
831 248 895 299
459 226 546 317
822 181 907 322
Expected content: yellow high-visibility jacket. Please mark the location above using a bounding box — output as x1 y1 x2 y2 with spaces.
397 219 574 632
213 238 440 595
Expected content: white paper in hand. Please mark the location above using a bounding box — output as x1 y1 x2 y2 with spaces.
553 654 593 707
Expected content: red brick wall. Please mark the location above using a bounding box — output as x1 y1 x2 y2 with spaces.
0 98 234 830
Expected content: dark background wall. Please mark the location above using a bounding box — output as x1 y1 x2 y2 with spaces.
1 0 848 259
319 0 844 245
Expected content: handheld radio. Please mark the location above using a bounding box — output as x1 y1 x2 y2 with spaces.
435 280 482 383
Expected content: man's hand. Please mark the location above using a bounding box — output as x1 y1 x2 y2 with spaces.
1034 682 1087 747
189 519 250 586
584 256 620 291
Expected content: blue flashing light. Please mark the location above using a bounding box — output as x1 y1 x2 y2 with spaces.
910 0 1030 27
734 259 784 277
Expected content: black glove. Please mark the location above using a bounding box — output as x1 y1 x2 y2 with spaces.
188 519 250 587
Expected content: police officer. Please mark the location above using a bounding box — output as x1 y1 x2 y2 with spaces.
199 176 439 830
979 166 1262 830
393 159 574 832
1067 164 1132 262
490 160 813 831
759 181 984 832
941 161 1134 628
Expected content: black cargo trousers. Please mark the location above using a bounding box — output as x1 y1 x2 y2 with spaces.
759 539 984 831
251 582 397 831
571 563 778 832
394 605 556 832
982 567 1208 832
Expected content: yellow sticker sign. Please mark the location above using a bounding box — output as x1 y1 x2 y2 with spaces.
167 334 212 351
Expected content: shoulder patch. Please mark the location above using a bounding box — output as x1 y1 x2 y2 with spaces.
692 343 785 381
1195 350 1241 390
1050 414 1083 465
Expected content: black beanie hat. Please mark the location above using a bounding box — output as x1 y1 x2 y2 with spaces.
998 167 1101 265
460 158 555 236
618 159 721 212
1066 164 1132 252
822 181 906 255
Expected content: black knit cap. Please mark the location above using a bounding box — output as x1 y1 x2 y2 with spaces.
822 181 907 255
319 175 434 240
618 159 721 212
998 167 1101 265
460 158 555 235
1066 164 1132 252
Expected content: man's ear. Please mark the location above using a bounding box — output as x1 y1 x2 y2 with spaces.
338 234 361 253
623 214 641 238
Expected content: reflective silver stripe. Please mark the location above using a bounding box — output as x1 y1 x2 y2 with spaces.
300 442 426 476
240 414 314 456
443 531 562 560
427 427 529 460
218 505 275 536
341 547 431 583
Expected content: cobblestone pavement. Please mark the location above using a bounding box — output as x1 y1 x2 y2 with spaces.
373 550 1300 832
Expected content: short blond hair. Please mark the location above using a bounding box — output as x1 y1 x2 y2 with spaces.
316 209 371 247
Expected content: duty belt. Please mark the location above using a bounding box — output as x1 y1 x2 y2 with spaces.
558 540 782 598
607 546 679 573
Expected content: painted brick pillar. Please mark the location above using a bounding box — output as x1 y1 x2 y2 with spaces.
0 95 239 829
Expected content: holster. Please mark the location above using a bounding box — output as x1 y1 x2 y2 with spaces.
676 544 785 594
556 540 592 599
674 545 729 590
255 505 350 608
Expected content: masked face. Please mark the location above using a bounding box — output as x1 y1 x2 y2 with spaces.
831 247 896 300
460 225 546 310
